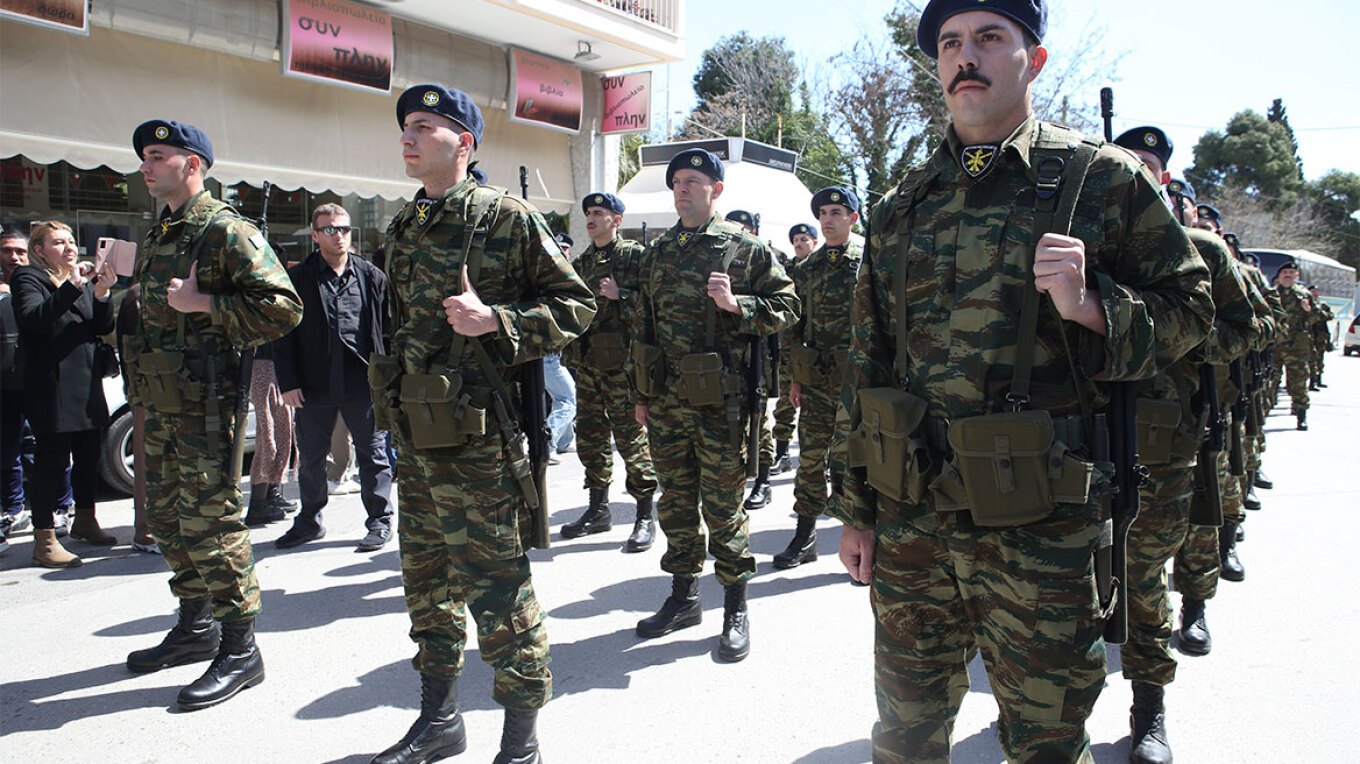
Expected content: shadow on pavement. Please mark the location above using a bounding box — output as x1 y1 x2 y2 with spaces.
548 574 670 620
952 720 1004 762
298 654 499 719
550 627 716 697
790 738 871 764
0 662 180 733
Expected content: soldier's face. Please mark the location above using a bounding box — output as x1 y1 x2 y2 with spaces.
0 237 28 280
311 212 352 259
1277 268 1299 286
1130 150 1170 186
139 145 195 201
671 170 722 221
817 204 858 246
585 207 621 241
936 12 1045 137
791 234 817 258
400 112 471 182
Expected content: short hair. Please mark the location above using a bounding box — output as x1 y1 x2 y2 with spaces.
311 203 349 226
0 227 28 245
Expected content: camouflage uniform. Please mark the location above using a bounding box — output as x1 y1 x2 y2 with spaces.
566 237 656 500
1273 281 1313 415
125 190 302 622
631 216 798 585
1310 300 1334 384
383 177 594 709
1237 262 1277 474
1124 228 1257 686
788 240 861 520
829 119 1212 764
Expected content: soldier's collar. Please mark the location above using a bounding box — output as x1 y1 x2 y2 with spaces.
945 117 1037 180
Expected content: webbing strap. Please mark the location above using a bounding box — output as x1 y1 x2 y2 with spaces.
446 192 502 372
894 253 909 388
703 240 738 352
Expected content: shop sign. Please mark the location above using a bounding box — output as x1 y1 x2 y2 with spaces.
508 49 582 134
282 0 393 94
600 71 651 136
0 0 89 35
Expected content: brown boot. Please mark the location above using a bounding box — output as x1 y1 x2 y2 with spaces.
33 529 82 568
69 507 117 546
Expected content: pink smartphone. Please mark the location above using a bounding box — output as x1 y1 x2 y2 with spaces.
97 238 137 277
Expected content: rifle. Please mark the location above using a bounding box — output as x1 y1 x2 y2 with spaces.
517 165 551 548
1228 360 1248 477
1096 86 1143 645
1244 350 1264 438
746 333 766 479
229 180 270 482
1188 363 1224 526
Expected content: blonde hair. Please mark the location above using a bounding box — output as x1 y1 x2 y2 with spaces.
28 220 75 279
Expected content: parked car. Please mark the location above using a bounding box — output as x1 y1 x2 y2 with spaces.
1344 313 1360 357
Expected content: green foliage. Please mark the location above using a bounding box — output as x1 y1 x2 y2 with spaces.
617 133 650 188
1307 170 1360 268
1186 108 1306 203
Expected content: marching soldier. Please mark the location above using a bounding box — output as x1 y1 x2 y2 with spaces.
368 84 594 764
770 222 822 476
630 148 798 662
773 189 862 570
829 2 1212 761
725 209 780 510
122 120 302 710
1273 261 1314 430
1307 283 1334 389
559 192 659 551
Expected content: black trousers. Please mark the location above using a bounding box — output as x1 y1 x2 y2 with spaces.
31 428 99 529
293 396 393 532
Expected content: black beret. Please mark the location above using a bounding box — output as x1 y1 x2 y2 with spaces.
789 223 819 243
726 210 756 229
396 84 484 147
1222 232 1240 248
811 186 860 216
582 192 625 215
666 148 724 189
1167 178 1196 204
133 120 214 167
469 165 488 185
1279 260 1300 271
1196 204 1221 223
1241 252 1259 266
1113 126 1173 170
554 233 574 249
917 0 1046 59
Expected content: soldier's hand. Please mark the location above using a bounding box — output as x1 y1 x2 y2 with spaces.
599 276 620 301
635 403 648 427
707 272 741 314
839 525 875 584
789 381 803 408
1302 298 1312 312
1033 233 1106 335
167 262 211 314
443 264 497 336
281 389 305 408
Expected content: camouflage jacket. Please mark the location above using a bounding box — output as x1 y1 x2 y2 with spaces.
831 118 1213 530
631 215 799 405
789 239 861 367
382 177 595 409
1193 229 1260 368
127 190 302 407
1273 282 1313 343
1237 262 1277 351
564 236 646 367
1310 301 1335 347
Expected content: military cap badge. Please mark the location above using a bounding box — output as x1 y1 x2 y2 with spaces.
423 91 440 106
154 126 170 140
831 192 842 202
1144 132 1158 147
690 155 703 167
961 145 998 179
594 195 604 205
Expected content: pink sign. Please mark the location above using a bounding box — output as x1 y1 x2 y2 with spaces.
508 49 583 134
282 0 392 94
0 0 88 35
600 71 652 135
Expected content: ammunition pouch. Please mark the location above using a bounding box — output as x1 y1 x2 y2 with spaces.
135 351 205 414
676 352 740 406
630 341 665 398
937 411 1094 527
1135 398 1192 466
398 371 487 451
367 353 404 434
589 331 627 371
847 387 932 504
789 345 850 388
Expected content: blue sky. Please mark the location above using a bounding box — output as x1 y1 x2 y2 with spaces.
649 0 1360 185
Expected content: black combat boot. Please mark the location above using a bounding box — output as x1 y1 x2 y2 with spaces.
561 488 611 539
1317 378 1328 388
743 464 772 510
1129 682 1173 764
1296 410 1308 431
266 483 299 513
1243 476 1262 511
770 440 793 475
717 581 750 662
1254 469 1273 489
625 495 655 553
1219 522 1245 582
491 708 540 764
177 617 264 710
370 674 466 764
243 483 285 527
636 575 701 638
1177 597 1212 656
1236 524 1245 542
773 516 818 569
127 596 221 673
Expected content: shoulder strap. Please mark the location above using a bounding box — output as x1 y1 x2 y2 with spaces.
448 189 505 370
703 230 740 351
886 165 941 389
168 209 238 348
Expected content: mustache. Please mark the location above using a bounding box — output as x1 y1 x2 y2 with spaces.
949 69 991 94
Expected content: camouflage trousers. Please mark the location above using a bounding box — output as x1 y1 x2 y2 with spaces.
144 407 260 622
647 390 756 586
756 398 775 464
1124 463 1220 687
791 384 836 519
1245 419 1263 472
870 502 1104 764
575 363 657 499
396 436 551 710
772 389 797 443
1276 336 1311 412
1218 447 1245 525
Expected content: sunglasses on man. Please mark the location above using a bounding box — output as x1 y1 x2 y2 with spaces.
314 225 352 236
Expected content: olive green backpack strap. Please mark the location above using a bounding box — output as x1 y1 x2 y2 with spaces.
447 190 504 371
888 164 937 390
703 236 739 352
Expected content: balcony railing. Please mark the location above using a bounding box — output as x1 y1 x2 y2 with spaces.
585 0 679 34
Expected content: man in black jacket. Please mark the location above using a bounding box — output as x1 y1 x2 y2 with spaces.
274 204 394 552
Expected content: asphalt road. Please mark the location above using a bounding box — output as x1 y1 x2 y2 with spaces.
2 349 1356 763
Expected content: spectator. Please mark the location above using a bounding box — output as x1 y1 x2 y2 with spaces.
242 334 299 526
544 232 578 458
12 220 118 567
1 228 32 550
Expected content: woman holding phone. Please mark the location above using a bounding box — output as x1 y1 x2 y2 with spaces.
12 220 118 567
